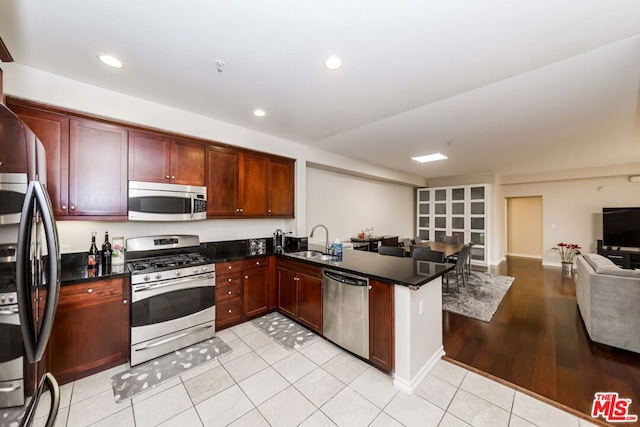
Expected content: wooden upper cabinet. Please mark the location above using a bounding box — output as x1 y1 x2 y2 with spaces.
238 152 267 216
69 119 128 216
129 131 204 186
171 139 205 186
128 131 171 183
206 146 238 216
267 158 294 217
9 105 70 216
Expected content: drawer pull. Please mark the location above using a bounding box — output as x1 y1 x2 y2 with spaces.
256 262 260 265
228 290 232 295
228 278 232 282
87 288 93 294
228 266 232 270
123 299 128 305
228 309 232 314
245 276 248 279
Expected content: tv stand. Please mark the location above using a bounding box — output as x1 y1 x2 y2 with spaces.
597 247 640 269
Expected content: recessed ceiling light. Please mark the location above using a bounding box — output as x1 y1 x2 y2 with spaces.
98 54 123 68
411 153 448 163
253 109 266 117
324 56 343 70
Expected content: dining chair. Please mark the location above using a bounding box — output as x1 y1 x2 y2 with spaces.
442 235 460 244
379 246 405 258
402 238 412 247
446 245 471 292
414 236 423 244
411 247 445 262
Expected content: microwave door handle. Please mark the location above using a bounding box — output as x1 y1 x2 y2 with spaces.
190 196 194 219
33 181 61 363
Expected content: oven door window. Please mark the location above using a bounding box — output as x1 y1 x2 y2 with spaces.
131 287 215 327
0 319 23 364
129 196 191 215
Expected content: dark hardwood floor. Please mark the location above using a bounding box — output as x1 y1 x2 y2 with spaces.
443 256 640 426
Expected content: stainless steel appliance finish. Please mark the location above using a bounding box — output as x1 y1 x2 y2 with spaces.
0 104 61 425
127 235 216 366
128 180 207 221
322 269 370 360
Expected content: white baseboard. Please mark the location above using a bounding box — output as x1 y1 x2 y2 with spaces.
393 346 445 394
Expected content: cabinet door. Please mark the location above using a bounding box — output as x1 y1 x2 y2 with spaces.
206 146 238 216
297 273 322 334
128 130 171 183
416 188 431 241
369 279 394 372
69 119 128 216
0 105 29 174
277 267 298 319
47 280 129 384
171 139 205 186
238 152 267 216
10 106 70 217
244 267 269 318
468 185 487 264
267 158 294 217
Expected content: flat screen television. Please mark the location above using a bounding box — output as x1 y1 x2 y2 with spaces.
602 207 640 248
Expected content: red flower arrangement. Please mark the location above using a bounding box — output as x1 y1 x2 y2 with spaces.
552 243 581 263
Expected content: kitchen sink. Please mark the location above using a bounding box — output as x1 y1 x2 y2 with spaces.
288 250 337 262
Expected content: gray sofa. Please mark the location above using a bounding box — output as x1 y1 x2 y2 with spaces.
575 254 640 353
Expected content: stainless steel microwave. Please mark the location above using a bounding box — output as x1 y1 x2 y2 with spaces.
0 173 28 225
128 181 207 221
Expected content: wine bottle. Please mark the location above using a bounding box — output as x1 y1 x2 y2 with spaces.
102 231 112 268
88 232 98 269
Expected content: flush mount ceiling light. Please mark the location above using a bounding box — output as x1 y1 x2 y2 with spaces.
411 153 448 163
253 109 266 117
97 54 123 68
324 56 343 70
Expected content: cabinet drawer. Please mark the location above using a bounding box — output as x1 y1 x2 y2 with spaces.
216 272 243 288
217 297 244 324
59 279 124 305
243 257 268 270
217 260 244 274
216 282 243 301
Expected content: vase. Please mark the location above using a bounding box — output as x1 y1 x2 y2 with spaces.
561 261 573 278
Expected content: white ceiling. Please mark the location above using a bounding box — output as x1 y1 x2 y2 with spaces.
1 0 640 179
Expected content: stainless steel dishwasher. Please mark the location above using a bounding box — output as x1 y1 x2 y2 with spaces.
322 269 370 359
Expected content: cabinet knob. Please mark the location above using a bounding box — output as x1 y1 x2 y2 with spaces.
87 288 93 294
123 299 128 304
244 275 248 279
228 266 232 270
255 261 260 265
61 205 67 210
227 290 232 295
239 208 243 212
70 205 75 210
228 309 232 314
268 209 272 213
171 176 175 180
166 175 170 179
236 208 240 212
228 278 232 282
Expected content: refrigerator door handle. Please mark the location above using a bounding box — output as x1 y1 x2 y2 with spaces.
19 372 60 427
16 181 61 363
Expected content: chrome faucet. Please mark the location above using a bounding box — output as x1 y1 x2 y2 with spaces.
309 224 330 253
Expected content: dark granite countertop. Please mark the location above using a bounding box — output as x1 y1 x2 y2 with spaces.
279 245 454 288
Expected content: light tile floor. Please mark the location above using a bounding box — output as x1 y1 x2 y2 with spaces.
36 320 600 427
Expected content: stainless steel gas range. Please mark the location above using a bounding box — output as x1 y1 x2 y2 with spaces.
126 235 216 366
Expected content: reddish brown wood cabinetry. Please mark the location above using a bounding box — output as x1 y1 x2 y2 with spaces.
369 279 394 372
129 130 204 186
216 256 272 330
9 104 127 218
238 152 267 216
277 259 322 334
205 146 238 216
47 278 130 385
267 158 294 216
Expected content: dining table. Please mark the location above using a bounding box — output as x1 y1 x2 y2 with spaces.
404 241 465 258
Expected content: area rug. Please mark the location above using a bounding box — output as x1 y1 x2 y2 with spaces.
251 312 318 350
111 336 231 403
442 271 514 322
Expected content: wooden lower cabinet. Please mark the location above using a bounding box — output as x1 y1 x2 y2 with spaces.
47 278 130 385
215 257 272 330
369 279 394 372
276 259 322 334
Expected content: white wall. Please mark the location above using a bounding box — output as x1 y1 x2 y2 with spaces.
305 166 415 244
498 173 640 266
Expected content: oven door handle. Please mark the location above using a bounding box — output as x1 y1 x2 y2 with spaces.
134 274 215 291
0 306 19 315
135 324 213 351
0 384 21 393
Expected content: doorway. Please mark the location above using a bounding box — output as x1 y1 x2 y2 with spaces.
506 196 543 259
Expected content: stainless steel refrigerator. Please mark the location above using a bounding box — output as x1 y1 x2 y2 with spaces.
0 104 61 426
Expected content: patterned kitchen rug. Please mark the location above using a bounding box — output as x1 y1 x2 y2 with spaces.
251 312 318 350
442 271 514 322
110 336 231 403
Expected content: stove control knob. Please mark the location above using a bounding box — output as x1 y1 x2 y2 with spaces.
143 275 151 282
0 295 5 303
8 295 14 303
201 266 208 272
193 268 199 274
175 271 182 277
155 273 162 280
